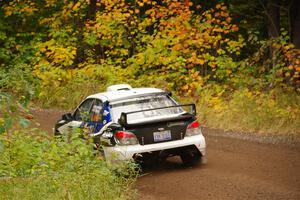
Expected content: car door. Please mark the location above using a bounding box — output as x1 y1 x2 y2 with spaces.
57 98 95 134
57 98 113 141
82 99 104 134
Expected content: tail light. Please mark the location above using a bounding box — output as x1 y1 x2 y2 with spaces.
114 131 139 145
186 120 202 136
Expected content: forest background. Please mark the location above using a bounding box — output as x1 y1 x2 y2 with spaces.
1 0 300 137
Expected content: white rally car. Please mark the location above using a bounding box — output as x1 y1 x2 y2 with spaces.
55 84 206 166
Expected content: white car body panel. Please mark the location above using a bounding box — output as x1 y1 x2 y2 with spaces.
87 88 164 103
57 121 82 134
122 113 186 125
103 133 206 161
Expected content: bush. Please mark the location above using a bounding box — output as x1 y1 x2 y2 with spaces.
0 94 137 200
0 129 137 200
34 64 122 109
194 86 300 137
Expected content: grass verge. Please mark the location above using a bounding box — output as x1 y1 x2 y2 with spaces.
0 129 137 200
193 87 300 138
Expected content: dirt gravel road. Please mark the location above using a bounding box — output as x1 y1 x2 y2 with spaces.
32 109 300 200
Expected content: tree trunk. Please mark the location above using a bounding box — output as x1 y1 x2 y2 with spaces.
266 0 280 38
291 0 300 48
88 0 97 20
265 0 280 71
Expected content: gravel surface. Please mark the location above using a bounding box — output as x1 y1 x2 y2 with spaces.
31 109 300 200
136 132 300 200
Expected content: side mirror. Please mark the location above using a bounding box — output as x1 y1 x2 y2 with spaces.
62 113 73 121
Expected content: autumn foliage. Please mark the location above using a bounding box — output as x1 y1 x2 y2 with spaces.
0 0 299 134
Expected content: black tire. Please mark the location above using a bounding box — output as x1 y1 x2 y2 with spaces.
180 149 202 167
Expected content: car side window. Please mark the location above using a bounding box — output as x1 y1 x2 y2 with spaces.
74 99 94 121
90 99 103 122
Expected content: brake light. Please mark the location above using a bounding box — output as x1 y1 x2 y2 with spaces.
187 121 200 129
186 120 202 136
115 131 139 145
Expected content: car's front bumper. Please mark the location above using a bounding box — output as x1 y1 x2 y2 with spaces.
103 134 206 161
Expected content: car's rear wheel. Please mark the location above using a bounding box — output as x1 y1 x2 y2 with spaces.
180 148 202 167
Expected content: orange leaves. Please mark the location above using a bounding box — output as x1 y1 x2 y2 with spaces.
203 2 239 39
284 48 300 83
188 53 205 65
32 0 246 96
226 17 232 23
180 70 204 96
252 37 300 86
232 25 239 32
135 9 140 14
134 1 244 91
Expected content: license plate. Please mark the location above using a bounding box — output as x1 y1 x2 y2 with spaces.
153 130 171 142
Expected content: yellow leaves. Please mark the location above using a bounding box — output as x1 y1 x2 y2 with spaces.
37 40 77 68
206 13 212 20
217 49 225 55
198 59 205 65
5 8 13 16
187 53 206 65
34 0 246 92
45 46 76 67
45 0 58 8
182 85 189 91
179 69 205 96
212 28 224 33
4 1 38 17
226 69 232 75
72 2 81 11
226 35 245 54
215 3 227 11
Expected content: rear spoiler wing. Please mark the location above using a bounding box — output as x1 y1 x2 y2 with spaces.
119 104 196 126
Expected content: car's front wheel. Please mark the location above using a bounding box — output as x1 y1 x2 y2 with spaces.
180 147 202 167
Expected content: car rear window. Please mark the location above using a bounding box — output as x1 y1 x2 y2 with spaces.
110 95 184 123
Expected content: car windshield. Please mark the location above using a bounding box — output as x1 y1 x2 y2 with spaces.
110 95 184 123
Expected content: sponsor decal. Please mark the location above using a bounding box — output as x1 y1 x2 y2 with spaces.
167 121 185 127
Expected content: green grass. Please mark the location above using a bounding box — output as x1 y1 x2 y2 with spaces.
0 171 135 200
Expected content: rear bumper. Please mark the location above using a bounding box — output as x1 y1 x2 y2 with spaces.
103 134 206 161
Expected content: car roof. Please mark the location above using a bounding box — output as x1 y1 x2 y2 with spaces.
87 87 165 103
